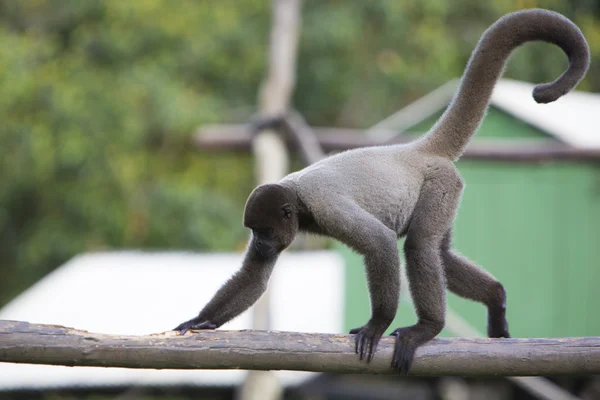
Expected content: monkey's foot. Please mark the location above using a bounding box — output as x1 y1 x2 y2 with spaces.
173 318 217 335
390 326 433 375
349 322 387 363
487 314 510 338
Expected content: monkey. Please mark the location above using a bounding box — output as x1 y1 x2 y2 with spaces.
175 9 590 374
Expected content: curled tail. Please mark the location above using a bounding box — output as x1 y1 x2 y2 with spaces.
417 9 590 161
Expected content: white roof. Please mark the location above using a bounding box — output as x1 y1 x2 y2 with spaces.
0 250 345 390
491 79 600 149
366 79 600 149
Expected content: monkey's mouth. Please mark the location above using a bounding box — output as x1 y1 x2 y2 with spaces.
258 248 277 258
255 242 278 258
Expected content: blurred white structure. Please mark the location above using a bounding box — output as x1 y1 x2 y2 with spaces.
0 250 345 390
491 79 600 148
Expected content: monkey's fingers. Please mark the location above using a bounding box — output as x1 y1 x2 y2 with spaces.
350 325 382 362
353 332 368 360
356 334 367 360
349 325 365 355
390 330 417 375
173 318 217 335
366 337 380 362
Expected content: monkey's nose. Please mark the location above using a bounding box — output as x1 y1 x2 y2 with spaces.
255 240 274 257
255 240 265 253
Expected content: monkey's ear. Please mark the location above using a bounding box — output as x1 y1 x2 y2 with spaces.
281 203 293 219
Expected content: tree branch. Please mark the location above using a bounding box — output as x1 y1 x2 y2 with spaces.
1 320 599 376
193 124 600 161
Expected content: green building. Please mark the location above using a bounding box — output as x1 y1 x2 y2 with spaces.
340 79 600 339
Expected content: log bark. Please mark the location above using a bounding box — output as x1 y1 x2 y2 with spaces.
1 320 599 377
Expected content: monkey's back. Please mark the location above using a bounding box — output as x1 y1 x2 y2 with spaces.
281 145 432 236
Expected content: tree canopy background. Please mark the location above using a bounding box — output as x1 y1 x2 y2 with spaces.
0 0 598 306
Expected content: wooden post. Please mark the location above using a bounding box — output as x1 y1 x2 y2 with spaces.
242 1 302 399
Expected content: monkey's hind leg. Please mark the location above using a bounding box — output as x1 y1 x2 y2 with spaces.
441 231 510 338
391 167 462 374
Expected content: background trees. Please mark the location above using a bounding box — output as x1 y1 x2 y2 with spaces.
0 0 598 306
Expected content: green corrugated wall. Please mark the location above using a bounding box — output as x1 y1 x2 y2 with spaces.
339 107 600 338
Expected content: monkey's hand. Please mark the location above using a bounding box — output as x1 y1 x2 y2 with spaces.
349 321 388 363
173 318 217 335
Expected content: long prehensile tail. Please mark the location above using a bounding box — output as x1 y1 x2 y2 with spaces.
416 9 590 161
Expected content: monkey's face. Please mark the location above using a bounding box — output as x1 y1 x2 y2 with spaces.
243 184 299 258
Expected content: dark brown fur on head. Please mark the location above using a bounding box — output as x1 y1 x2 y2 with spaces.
243 184 299 257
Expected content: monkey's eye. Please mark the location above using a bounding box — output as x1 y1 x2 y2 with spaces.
282 205 292 219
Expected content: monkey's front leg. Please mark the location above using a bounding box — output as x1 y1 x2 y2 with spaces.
348 231 400 363
174 244 277 334
309 197 401 363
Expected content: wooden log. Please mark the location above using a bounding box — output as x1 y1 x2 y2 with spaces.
1 320 599 376
193 124 600 161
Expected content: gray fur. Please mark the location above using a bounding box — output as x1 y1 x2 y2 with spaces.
175 9 590 373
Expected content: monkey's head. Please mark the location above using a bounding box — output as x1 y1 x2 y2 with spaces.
243 184 299 258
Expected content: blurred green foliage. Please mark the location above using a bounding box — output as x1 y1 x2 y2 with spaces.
0 0 598 306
